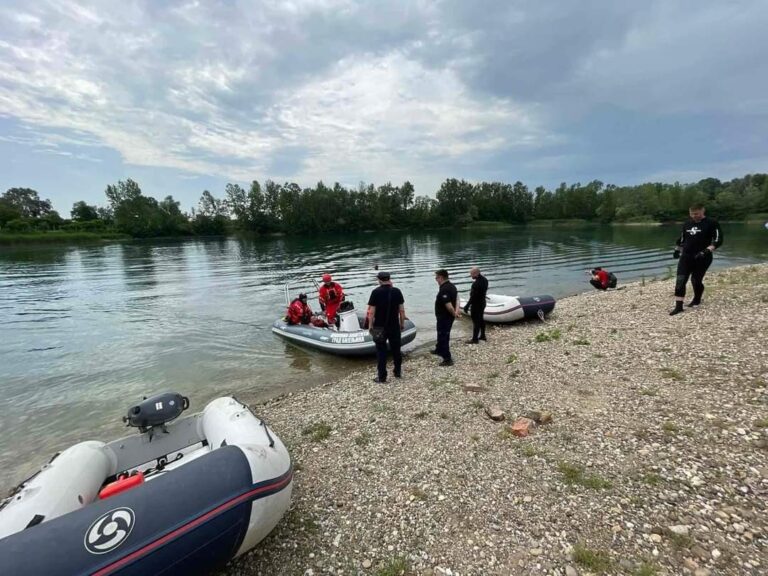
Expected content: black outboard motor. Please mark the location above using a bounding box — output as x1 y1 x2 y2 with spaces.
123 392 190 433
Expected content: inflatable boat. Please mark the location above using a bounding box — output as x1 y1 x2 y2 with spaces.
273 300 417 356
0 393 292 576
459 294 556 324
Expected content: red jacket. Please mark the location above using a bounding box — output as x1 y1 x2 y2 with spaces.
287 299 312 325
595 269 610 289
318 282 344 321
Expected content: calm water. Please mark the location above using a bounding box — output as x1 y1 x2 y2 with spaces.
1 224 766 490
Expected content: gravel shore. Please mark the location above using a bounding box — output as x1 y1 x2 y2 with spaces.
222 264 768 576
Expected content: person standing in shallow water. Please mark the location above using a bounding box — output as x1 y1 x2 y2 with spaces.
463 266 488 344
366 271 406 383
670 203 723 315
432 269 460 366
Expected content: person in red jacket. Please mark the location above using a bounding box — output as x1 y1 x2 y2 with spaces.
318 273 344 325
286 293 313 325
589 267 617 291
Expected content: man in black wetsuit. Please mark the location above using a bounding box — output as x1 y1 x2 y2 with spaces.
670 203 723 316
463 266 488 344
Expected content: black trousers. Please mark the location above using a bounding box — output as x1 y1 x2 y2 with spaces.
589 279 607 291
675 252 713 300
470 304 486 341
375 329 402 381
436 316 455 361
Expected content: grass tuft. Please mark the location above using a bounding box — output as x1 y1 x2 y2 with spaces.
301 421 331 442
572 543 612 573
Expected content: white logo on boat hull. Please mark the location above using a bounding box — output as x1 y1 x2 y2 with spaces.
84 507 135 554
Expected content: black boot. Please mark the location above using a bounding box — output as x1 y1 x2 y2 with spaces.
669 302 684 316
686 299 701 308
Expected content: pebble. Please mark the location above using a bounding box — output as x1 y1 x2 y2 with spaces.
711 549 721 560
565 567 578 576
362 560 372 569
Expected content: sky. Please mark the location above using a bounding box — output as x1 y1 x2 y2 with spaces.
1 0 767 214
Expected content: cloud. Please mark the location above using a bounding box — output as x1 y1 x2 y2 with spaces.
0 0 766 207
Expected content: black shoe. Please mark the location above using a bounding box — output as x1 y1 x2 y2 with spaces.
479 336 487 341
429 349 440 355
686 300 701 307
373 377 387 383
393 372 402 378
669 307 684 316
439 359 454 367
465 339 479 344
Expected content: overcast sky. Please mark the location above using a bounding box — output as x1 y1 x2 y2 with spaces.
1 0 766 213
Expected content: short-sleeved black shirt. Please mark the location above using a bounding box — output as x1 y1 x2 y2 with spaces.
367 285 405 330
435 281 458 318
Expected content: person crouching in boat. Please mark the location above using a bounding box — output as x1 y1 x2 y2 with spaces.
287 293 313 325
318 273 345 326
589 267 617 291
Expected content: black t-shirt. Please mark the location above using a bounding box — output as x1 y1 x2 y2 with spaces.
676 217 723 255
435 281 458 318
367 285 404 330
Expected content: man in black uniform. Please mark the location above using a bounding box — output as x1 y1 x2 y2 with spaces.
670 203 723 315
463 266 488 344
367 271 406 383
433 269 460 366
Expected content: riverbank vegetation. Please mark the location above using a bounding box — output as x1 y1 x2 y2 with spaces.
1 173 766 241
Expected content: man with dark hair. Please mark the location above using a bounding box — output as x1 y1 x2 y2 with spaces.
367 271 406 383
463 266 488 343
670 204 723 315
433 268 460 366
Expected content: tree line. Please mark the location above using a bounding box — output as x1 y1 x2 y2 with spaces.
1 173 766 238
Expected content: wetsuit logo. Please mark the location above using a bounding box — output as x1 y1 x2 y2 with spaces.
687 226 701 235
84 507 135 554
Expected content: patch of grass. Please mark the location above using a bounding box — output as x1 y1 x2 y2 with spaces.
413 410 429 420
641 473 661 486
754 418 768 428
487 371 500 380
506 354 518 364
375 556 410 576
558 462 612 490
372 402 393 414
593 353 605 358
572 543 612 573
640 388 658 396
470 433 480 442
301 516 320 534
535 328 562 343
409 486 427 501
665 530 693 550
572 337 590 346
660 367 683 381
301 421 331 442
439 412 448 420
519 444 540 457
610 328 618 335
354 431 372 447
576 388 594 397
633 563 658 576
560 431 576 445
662 421 679 434
470 399 484 410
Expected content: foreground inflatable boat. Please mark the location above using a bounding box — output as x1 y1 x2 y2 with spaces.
273 301 417 356
0 394 292 576
459 294 556 323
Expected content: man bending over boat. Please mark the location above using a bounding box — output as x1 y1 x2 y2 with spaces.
319 273 345 325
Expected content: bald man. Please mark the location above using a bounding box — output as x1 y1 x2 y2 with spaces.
464 266 488 343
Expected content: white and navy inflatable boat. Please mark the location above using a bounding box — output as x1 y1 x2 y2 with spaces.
0 393 292 576
459 294 556 324
273 301 417 356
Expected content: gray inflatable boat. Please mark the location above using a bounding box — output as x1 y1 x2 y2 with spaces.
272 301 417 356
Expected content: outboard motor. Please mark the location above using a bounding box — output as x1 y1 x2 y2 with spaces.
336 300 358 332
124 392 190 434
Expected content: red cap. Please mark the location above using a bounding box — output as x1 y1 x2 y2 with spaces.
322 274 332 282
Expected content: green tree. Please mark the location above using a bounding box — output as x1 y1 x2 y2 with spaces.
2 188 53 218
71 201 99 221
